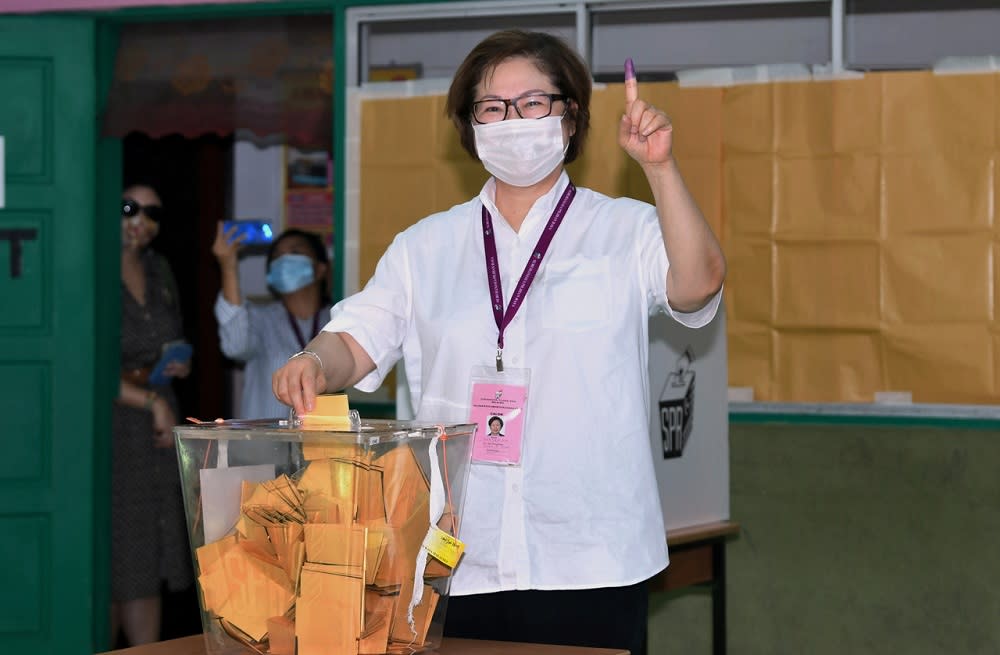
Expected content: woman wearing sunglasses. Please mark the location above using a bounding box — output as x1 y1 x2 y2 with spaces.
111 184 193 646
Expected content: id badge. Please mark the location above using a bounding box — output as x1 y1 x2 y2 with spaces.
467 365 530 466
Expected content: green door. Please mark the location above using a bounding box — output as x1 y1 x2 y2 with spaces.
0 15 105 655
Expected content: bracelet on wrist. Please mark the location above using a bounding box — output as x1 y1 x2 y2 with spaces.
143 392 159 410
289 349 324 373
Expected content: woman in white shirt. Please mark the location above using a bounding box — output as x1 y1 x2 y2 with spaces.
213 226 331 421
272 29 725 655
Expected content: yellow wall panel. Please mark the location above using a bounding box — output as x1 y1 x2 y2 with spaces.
599 82 627 113
994 332 1000 397
725 238 771 324
727 323 772 400
724 155 772 237
882 324 994 403
631 79 669 118
774 241 880 328
571 85 631 197
722 84 773 154
996 75 1000 148
993 154 1000 236
429 95 469 162
774 77 881 155
680 156 723 239
882 235 992 324
356 71 1000 404
361 96 438 166
882 71 996 155
566 156 627 197
431 160 488 210
773 330 882 402
994 242 1000 330
774 155 881 239
623 160 657 205
360 163 441 284
883 153 994 233
661 85 723 159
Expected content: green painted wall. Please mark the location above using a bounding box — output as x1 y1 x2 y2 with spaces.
650 420 1000 654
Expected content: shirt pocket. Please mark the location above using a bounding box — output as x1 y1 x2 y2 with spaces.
541 256 612 331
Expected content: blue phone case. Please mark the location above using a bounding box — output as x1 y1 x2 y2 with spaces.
224 219 274 246
148 342 193 387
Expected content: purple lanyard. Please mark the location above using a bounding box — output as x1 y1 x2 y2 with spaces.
285 308 321 350
482 183 576 371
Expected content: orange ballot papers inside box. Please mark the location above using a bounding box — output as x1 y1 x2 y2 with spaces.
174 409 477 655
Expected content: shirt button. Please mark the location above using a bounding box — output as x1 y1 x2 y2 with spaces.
511 483 520 493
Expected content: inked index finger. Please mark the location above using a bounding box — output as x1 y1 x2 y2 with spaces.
624 57 638 104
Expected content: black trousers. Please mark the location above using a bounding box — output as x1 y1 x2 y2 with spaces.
443 579 649 655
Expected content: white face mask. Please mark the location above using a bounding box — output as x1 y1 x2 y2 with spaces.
473 115 568 187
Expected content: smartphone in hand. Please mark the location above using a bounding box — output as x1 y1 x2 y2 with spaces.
148 340 193 386
222 219 274 247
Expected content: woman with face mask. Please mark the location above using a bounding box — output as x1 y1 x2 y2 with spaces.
273 30 726 654
212 226 331 421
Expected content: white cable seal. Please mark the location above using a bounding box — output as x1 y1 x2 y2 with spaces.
406 427 446 637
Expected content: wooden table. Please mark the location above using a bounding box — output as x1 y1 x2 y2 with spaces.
98 522 738 655
651 520 741 655
97 635 629 655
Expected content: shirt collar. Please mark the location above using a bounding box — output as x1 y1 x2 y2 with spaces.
478 171 571 229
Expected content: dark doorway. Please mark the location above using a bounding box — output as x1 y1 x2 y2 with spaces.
123 131 235 423
118 133 233 646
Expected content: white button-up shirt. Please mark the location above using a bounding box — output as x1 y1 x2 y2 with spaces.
324 172 721 595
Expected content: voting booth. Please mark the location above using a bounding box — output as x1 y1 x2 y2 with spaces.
173 417 476 655
647 303 729 531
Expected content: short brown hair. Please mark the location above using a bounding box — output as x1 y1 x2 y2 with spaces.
445 30 592 164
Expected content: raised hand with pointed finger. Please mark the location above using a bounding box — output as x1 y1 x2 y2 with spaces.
617 58 674 167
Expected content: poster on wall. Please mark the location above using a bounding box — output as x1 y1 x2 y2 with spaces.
286 148 330 189
285 189 333 237
284 147 333 245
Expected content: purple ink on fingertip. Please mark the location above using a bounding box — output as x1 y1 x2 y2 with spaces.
625 58 636 81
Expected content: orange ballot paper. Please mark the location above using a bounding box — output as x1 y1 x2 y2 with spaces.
299 392 352 428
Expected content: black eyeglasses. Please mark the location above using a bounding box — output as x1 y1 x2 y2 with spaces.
122 198 164 223
472 92 570 124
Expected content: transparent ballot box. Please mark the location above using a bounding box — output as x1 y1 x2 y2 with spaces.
174 416 476 655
